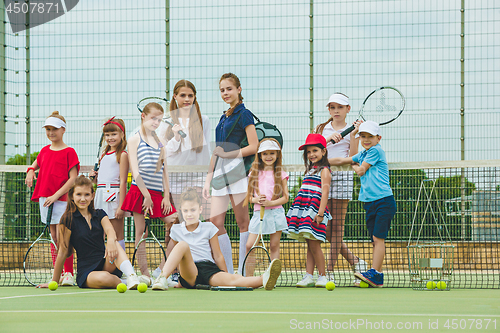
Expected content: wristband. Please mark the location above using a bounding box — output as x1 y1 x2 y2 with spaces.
26 167 35 173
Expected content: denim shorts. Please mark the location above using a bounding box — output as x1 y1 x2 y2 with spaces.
363 195 396 242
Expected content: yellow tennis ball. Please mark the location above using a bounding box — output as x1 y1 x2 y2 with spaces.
137 282 148 293
359 281 369 288
48 281 58 291
116 283 127 293
436 281 447 290
325 281 335 291
426 281 437 290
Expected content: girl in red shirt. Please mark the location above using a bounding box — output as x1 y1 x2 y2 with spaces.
25 111 80 286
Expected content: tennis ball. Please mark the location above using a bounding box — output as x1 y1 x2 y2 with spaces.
436 281 447 290
48 281 58 291
137 282 148 293
359 281 369 288
426 281 437 290
325 281 335 291
116 283 127 293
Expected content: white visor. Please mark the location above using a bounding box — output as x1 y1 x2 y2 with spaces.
43 117 66 129
258 140 281 153
326 93 349 106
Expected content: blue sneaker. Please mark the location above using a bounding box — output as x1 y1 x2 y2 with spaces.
171 272 180 283
354 268 384 288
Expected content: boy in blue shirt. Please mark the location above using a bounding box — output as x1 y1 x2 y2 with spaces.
329 121 396 287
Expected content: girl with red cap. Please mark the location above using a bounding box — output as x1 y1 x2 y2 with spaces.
286 133 332 288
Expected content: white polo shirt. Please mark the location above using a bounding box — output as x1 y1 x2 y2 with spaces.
170 221 219 263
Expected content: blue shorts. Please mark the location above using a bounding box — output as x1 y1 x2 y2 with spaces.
363 195 396 242
178 261 223 289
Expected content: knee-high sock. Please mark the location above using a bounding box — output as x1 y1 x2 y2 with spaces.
120 260 135 277
50 243 57 267
64 255 74 274
218 234 234 274
237 231 249 274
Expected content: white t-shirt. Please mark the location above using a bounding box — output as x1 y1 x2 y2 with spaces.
321 122 352 158
170 221 219 263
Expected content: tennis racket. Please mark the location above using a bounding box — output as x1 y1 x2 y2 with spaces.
23 204 56 286
90 132 104 180
242 207 271 277
330 86 405 144
131 214 167 277
137 97 187 138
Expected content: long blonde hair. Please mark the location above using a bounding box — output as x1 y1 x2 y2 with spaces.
219 73 243 117
244 138 284 207
141 102 165 173
166 80 204 153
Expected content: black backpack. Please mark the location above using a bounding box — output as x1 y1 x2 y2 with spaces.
240 113 283 174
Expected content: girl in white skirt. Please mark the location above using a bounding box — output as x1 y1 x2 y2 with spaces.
89 117 129 252
243 138 289 266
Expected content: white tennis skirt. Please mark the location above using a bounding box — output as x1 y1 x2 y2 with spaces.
38 198 67 225
248 207 288 235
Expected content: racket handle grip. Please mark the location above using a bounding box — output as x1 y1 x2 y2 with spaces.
330 124 355 145
260 206 265 220
90 162 99 180
178 130 187 138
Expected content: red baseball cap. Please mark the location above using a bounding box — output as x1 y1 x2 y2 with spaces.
298 133 327 150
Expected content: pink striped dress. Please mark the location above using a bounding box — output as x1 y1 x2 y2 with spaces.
286 166 332 242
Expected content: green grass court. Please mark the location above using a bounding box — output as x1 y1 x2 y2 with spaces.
1 286 499 332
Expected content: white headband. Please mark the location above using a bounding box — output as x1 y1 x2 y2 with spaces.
258 140 281 153
326 93 349 106
43 117 66 129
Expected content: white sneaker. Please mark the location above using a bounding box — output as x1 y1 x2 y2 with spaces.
315 275 328 288
352 258 368 273
166 275 178 288
152 267 162 279
138 275 153 287
152 276 169 291
60 272 75 286
296 274 315 288
352 258 367 287
127 273 140 290
262 259 282 291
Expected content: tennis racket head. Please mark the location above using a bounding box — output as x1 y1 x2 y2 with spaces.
131 218 166 276
241 245 271 277
137 96 186 138
359 86 405 126
23 239 57 286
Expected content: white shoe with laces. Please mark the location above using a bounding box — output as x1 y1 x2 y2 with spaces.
138 275 153 287
296 274 315 288
127 273 140 290
152 276 169 291
262 259 282 290
60 272 75 286
315 275 328 288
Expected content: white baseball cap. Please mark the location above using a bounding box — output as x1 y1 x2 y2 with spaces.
356 120 380 137
326 93 349 106
258 139 281 153
43 117 66 129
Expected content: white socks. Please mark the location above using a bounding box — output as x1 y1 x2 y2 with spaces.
118 239 126 251
218 234 234 274
237 231 249 274
120 260 135 277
